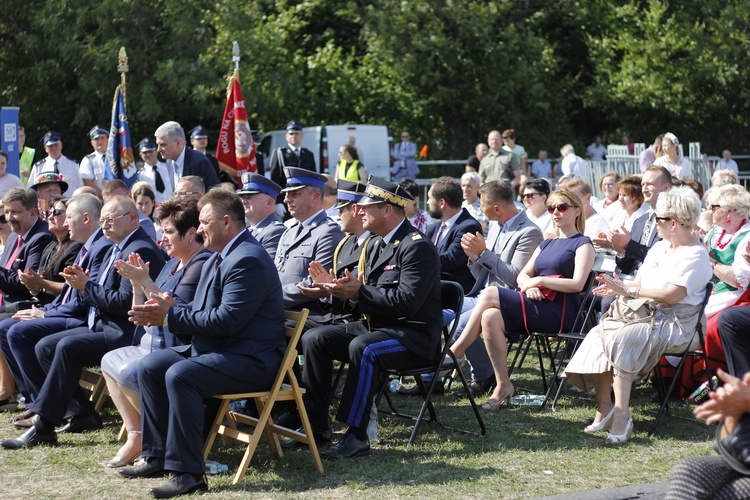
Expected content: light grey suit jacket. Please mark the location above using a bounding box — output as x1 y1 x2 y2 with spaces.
466 210 543 296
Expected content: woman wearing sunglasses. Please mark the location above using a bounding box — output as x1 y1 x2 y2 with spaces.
522 178 553 237
564 186 712 444
450 188 594 411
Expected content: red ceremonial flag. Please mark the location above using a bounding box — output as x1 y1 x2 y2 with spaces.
216 72 256 185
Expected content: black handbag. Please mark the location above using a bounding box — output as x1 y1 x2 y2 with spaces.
716 413 750 475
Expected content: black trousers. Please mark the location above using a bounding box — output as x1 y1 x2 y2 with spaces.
718 305 750 377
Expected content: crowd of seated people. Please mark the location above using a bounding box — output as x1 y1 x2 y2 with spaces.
0 130 748 498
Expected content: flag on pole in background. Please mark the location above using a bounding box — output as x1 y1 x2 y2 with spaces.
105 85 137 187
216 73 256 185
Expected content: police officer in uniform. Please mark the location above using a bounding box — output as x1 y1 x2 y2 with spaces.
80 125 109 195
136 138 172 204
188 125 235 186
237 172 285 260
275 167 343 324
29 132 83 196
298 176 442 460
269 121 316 217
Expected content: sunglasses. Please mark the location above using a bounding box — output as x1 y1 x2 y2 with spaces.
709 204 722 212
522 192 539 200
45 208 66 219
547 203 573 214
655 216 672 222
0 215 6 224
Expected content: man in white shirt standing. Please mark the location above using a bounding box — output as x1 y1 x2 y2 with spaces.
29 131 83 196
716 149 739 173
79 126 109 195
136 138 172 204
560 144 587 179
585 135 607 161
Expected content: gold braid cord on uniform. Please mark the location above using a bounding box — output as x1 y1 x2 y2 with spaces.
357 235 377 330
332 234 354 276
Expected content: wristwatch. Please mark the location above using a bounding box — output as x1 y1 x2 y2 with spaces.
627 286 640 299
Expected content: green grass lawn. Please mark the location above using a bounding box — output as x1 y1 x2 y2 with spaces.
0 359 715 498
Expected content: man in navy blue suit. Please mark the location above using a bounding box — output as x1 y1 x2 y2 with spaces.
0 188 54 307
0 194 112 424
119 189 285 498
424 176 482 294
155 121 220 191
1 196 165 448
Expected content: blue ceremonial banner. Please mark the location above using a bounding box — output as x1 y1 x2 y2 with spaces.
105 86 137 187
0 107 20 176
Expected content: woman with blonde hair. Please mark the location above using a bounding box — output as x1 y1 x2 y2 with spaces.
564 186 711 444
450 188 594 411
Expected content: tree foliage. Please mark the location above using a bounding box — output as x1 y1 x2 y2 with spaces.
1 0 749 162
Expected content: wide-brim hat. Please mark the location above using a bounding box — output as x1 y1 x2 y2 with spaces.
333 180 367 210
358 175 413 208
29 172 69 193
280 167 326 193
237 172 281 198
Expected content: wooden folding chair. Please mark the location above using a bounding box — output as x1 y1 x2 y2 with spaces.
203 309 323 485
79 367 109 412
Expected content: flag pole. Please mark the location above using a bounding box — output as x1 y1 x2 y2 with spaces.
118 47 128 102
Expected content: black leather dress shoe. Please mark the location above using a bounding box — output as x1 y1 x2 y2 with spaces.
281 427 332 451
149 473 208 498
321 433 370 460
274 411 302 430
398 383 445 396
119 457 166 479
456 376 495 399
0 426 57 449
56 413 103 434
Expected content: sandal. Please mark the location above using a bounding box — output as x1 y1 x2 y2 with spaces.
584 407 615 433
104 430 142 468
605 417 634 444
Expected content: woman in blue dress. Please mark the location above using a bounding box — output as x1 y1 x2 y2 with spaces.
450 188 594 411
100 197 211 467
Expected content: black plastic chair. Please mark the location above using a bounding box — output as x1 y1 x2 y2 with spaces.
379 280 486 446
649 282 714 434
510 271 598 409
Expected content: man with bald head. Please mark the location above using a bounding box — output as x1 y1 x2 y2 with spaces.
1 195 165 448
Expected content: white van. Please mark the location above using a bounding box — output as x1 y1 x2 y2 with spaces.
259 124 393 180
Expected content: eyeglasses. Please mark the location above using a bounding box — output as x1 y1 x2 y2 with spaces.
709 204 722 212
522 192 539 200
547 203 572 214
401 135 410 139
174 191 199 197
655 216 672 222
45 208 66 218
98 212 129 226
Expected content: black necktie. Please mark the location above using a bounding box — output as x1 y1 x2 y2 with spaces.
153 165 166 193
53 160 59 173
212 254 223 276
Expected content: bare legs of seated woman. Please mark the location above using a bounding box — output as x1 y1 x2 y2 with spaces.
103 372 142 467
0 353 17 409
587 371 633 441
450 287 514 410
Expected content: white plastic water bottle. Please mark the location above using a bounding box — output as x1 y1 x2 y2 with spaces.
205 460 228 474
389 378 401 393
366 401 378 441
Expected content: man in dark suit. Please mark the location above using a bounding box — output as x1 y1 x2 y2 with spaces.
119 189 285 498
455 180 543 397
189 125 236 186
0 188 54 306
238 172 285 260
155 121 220 191
0 196 165 448
425 176 482 294
276 167 343 325
0 194 112 425
269 121 316 216
300 176 441 459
